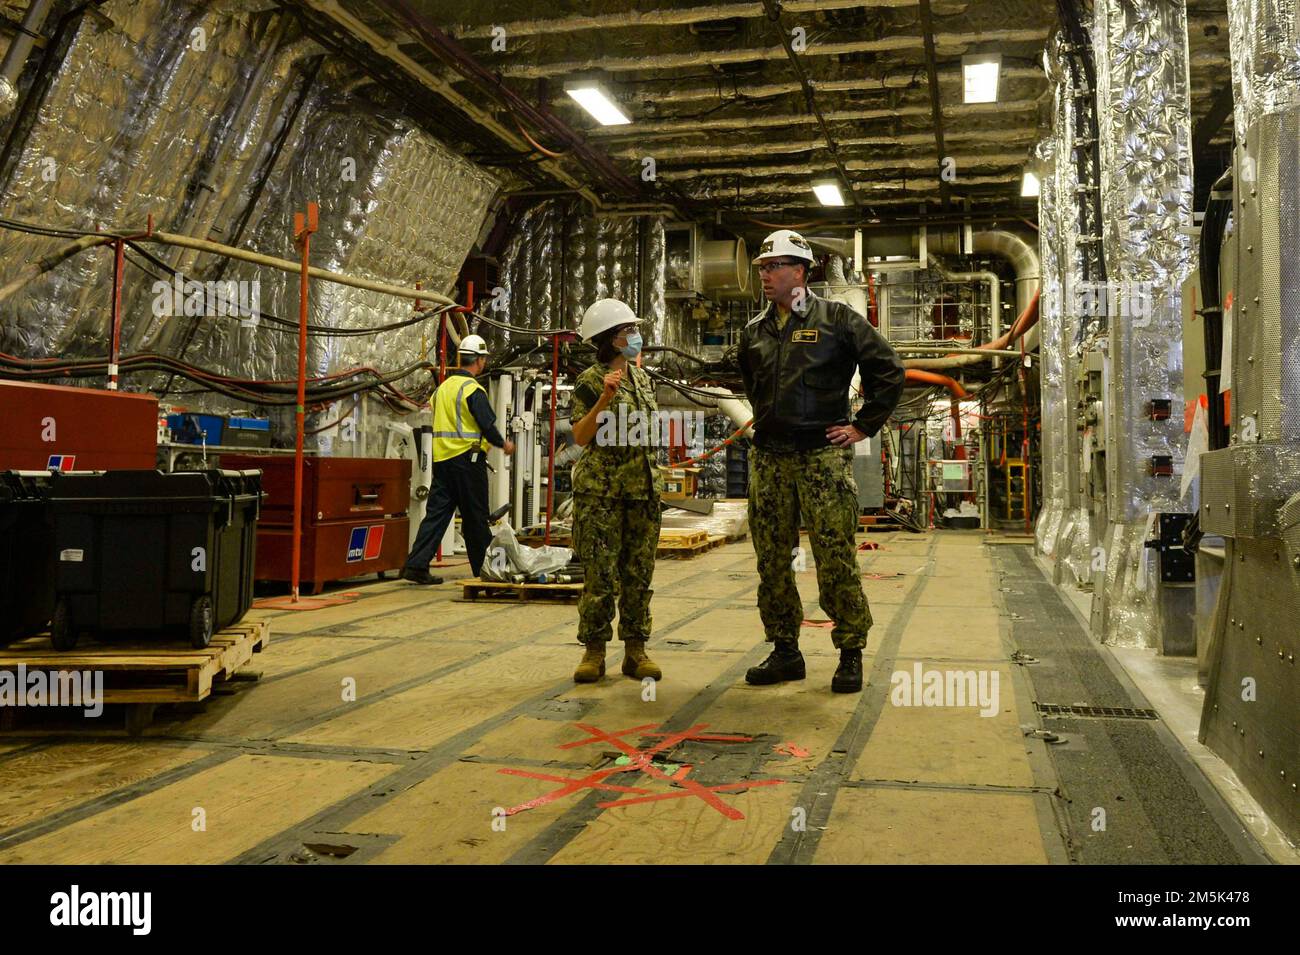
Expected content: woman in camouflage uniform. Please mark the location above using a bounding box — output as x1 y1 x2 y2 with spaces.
568 299 664 684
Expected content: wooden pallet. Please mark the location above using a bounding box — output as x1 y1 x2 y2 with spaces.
517 533 572 548
657 534 727 559
458 578 584 602
657 528 709 549
859 514 901 527
0 619 270 734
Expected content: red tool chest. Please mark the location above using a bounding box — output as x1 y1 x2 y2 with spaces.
0 380 158 470
220 454 410 594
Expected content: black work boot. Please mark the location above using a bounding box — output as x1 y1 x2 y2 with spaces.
831 648 863 693
401 567 443 585
746 640 806 685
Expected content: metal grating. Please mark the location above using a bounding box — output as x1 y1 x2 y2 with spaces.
1035 702 1159 720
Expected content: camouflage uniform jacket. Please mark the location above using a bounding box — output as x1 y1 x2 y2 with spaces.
569 361 665 500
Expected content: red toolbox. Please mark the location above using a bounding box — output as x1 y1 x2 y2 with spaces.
0 380 158 471
220 455 410 594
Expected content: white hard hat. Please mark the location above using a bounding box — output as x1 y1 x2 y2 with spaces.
458 334 489 357
752 229 815 264
578 298 641 341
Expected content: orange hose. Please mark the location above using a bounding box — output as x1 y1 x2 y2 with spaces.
905 369 967 397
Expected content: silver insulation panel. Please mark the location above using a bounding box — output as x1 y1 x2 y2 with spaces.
0 0 499 436
187 94 499 384
1092 0 1195 645
498 199 666 346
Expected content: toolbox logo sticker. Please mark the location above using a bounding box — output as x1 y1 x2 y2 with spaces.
47 454 75 471
347 526 385 562
363 525 384 560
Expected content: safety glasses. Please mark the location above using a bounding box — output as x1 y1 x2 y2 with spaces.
757 260 802 274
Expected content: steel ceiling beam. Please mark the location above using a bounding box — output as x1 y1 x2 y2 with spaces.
759 0 861 214
918 0 950 209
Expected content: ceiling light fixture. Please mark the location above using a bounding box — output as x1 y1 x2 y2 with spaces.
564 80 630 126
812 179 846 206
962 53 1001 104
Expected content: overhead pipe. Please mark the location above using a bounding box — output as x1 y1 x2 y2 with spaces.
927 255 1001 349
905 288 1039 370
0 0 55 118
371 0 648 203
299 0 601 209
654 383 755 438
926 227 1040 317
905 369 967 398
0 223 466 344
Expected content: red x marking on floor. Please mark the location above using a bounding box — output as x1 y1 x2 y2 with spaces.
500 722 782 820
498 765 650 816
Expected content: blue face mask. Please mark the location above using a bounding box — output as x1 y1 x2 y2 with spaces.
620 331 643 358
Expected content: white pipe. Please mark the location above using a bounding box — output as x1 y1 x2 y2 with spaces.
926 255 1001 366
662 384 755 437
512 376 526 529
530 380 544 527
0 0 54 117
488 375 511 512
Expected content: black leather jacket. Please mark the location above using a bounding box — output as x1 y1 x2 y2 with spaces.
738 290 905 452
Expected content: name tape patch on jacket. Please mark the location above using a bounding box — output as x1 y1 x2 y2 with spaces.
791 329 819 343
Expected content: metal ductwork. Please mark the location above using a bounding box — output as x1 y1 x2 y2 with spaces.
1090 0 1194 650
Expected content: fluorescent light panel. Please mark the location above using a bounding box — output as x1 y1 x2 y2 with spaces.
812 180 845 206
565 84 630 126
962 54 1001 104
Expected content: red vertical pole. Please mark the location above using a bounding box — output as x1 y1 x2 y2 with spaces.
438 314 447 381
291 202 318 602
435 313 447 564
1020 335 1031 534
109 238 125 391
545 334 559 545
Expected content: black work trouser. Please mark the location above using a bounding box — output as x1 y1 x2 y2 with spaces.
405 449 492 576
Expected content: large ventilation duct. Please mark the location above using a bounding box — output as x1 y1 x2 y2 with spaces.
1090 0 1194 648
1035 132 1067 562
1198 0 1300 847
1040 33 1099 588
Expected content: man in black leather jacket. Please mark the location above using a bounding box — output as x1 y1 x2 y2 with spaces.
737 229 905 692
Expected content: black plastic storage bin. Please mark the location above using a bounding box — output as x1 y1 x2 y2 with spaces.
0 471 56 645
47 469 262 650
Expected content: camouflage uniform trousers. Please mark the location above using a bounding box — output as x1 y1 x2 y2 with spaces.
748 445 873 650
572 492 661 645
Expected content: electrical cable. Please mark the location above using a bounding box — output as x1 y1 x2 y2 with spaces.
122 242 455 337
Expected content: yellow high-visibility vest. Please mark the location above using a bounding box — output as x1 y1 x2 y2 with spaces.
431 374 489 462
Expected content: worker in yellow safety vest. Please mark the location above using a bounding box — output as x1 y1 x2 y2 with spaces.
401 335 515 584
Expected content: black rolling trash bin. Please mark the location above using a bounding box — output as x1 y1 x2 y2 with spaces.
47 469 262 650
0 471 56 645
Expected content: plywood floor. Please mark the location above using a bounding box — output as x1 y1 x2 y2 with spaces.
0 531 1120 864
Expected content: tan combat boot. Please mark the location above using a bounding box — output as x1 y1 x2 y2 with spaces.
574 642 606 683
621 640 662 681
